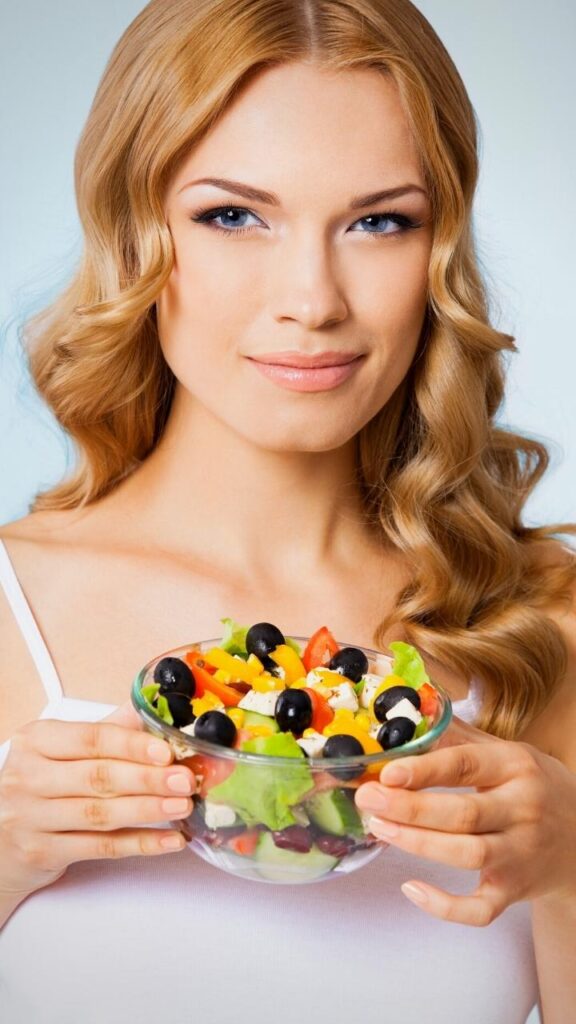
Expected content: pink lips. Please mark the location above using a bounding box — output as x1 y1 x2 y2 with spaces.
247 351 365 392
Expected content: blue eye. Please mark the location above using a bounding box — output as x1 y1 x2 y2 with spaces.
191 205 421 239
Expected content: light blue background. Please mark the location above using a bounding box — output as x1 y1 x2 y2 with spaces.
1 0 574 548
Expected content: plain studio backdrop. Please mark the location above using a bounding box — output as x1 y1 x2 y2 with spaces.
0 3 574 1021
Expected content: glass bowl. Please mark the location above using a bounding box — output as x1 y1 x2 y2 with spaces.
131 636 452 884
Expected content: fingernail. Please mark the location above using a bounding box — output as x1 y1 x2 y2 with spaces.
148 741 171 765
401 882 428 904
167 774 193 794
160 833 185 851
368 816 399 838
380 764 410 786
162 797 190 814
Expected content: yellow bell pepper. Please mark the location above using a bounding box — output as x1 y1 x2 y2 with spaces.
288 677 308 689
313 668 352 688
192 692 225 717
323 708 382 755
227 707 245 729
269 644 308 684
214 668 232 684
245 725 274 738
354 710 372 732
250 672 285 693
204 647 262 683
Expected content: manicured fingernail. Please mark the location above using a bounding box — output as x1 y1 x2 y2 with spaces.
148 741 171 764
401 882 428 904
368 816 399 838
160 833 185 851
162 797 190 814
167 774 193 794
380 764 410 786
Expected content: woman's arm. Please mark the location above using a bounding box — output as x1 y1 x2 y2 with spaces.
521 559 576 1024
531 886 576 1024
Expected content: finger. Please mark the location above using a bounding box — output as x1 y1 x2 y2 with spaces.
365 813 502 872
38 827 189 864
378 740 515 791
30 793 194 832
102 700 144 730
28 754 196 800
16 717 175 767
355 782 508 834
399 877 509 927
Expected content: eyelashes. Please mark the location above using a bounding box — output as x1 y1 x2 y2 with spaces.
190 204 423 240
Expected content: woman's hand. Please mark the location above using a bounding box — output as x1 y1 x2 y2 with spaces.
354 715 576 926
0 701 196 899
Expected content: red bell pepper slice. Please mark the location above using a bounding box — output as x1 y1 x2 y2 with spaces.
302 687 335 732
184 651 243 706
302 626 340 672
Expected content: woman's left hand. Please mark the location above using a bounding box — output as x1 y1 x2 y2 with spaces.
354 716 576 926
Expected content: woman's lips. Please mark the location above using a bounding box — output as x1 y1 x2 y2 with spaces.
247 355 365 392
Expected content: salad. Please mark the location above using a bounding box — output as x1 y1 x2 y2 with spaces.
137 621 444 883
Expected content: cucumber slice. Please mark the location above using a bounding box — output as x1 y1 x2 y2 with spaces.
304 788 364 837
242 710 280 733
255 830 337 883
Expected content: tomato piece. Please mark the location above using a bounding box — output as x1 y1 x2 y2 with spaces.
227 829 260 857
302 626 340 672
418 682 439 718
187 754 236 798
302 687 335 732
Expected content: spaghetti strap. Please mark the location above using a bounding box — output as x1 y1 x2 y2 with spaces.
0 538 64 705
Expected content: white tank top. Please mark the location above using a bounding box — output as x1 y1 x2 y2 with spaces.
0 538 540 1023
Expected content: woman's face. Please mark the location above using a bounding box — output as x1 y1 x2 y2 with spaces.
157 62 433 452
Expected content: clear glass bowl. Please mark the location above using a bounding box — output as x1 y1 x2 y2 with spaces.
131 636 453 885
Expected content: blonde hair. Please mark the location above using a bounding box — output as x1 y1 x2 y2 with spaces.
24 0 576 739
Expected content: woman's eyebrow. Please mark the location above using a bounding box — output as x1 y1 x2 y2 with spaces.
177 176 428 209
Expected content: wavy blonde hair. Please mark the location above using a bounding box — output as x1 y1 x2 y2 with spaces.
24 0 576 739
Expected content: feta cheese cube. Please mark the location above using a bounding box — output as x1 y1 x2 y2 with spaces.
203 800 237 829
327 681 359 712
385 697 422 726
296 730 327 757
359 673 388 709
373 654 394 675
237 688 281 716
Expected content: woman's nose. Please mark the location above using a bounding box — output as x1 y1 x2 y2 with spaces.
271 233 349 329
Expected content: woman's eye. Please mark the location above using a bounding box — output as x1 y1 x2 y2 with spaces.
191 205 421 238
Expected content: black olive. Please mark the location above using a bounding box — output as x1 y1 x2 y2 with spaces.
246 622 286 671
322 734 365 780
376 717 416 750
164 691 195 728
153 657 196 698
274 689 313 735
372 685 421 724
194 710 237 748
327 646 369 684
271 826 313 853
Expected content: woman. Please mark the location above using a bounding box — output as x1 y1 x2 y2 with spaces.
0 0 574 1021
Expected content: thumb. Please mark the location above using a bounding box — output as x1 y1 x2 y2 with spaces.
436 713 495 750
102 699 144 730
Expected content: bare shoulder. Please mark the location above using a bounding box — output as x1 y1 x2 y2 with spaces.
0 510 81 743
516 539 576 772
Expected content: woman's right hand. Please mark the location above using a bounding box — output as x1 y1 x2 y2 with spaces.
0 701 196 898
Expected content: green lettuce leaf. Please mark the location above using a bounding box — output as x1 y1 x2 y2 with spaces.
207 732 314 830
219 617 249 658
285 636 302 657
140 683 174 725
389 641 430 689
